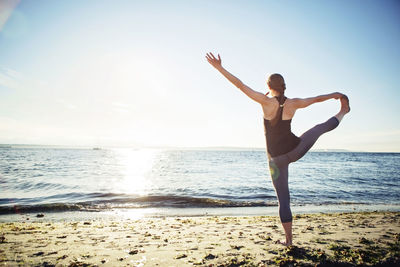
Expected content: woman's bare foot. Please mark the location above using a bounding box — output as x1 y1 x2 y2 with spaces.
335 95 350 122
340 94 350 114
275 239 292 246
281 221 293 247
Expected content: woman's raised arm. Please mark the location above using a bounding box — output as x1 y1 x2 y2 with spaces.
291 92 343 109
206 52 270 105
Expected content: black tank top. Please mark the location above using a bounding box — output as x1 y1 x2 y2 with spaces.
264 97 300 157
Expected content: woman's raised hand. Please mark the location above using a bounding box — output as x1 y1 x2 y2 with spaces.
206 52 222 69
332 92 344 99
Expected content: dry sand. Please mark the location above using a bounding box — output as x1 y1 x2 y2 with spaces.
0 211 399 266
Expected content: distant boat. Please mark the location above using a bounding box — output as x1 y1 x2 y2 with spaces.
92 147 102 150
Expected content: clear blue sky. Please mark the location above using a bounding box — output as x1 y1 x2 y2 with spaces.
0 0 399 151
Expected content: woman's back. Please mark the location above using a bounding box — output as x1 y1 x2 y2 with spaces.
262 97 297 121
263 97 300 157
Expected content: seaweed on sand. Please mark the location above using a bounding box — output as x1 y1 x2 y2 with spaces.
328 241 399 266
217 253 256 267
263 237 400 267
264 245 329 266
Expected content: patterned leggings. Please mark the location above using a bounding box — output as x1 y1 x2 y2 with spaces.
268 117 339 223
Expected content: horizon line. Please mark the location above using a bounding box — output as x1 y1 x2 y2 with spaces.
1 143 399 153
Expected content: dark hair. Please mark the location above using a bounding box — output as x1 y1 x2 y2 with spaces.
267 73 286 95
267 73 286 126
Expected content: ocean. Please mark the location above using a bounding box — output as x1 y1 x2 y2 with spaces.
1 147 399 219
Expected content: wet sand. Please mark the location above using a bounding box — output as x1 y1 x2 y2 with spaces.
1 211 399 266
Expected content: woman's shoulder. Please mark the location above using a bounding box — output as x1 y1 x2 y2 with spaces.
261 97 279 120
282 97 299 116
284 97 302 106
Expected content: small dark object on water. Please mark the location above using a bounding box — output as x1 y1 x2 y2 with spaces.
83 221 91 225
36 213 44 218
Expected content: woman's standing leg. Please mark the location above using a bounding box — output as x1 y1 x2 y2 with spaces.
269 154 293 245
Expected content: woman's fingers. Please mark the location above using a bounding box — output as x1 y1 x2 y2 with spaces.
206 54 215 64
209 52 216 60
206 52 221 65
206 53 214 61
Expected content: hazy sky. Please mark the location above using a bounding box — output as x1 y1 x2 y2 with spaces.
0 0 399 151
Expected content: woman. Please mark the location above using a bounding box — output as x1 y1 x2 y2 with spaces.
206 52 350 246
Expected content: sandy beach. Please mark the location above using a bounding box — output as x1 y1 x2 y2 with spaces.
1 211 399 266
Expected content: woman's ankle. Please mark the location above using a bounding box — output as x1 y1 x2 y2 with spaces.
286 235 292 245
334 113 344 123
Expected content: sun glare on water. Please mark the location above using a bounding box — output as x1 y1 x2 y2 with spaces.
112 148 160 196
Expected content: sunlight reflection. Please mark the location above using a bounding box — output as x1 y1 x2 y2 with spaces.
110 208 161 220
113 148 159 196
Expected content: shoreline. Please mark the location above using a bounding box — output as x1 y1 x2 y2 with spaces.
1 211 399 266
1 203 400 223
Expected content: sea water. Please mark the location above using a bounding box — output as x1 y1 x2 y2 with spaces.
1 147 399 217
